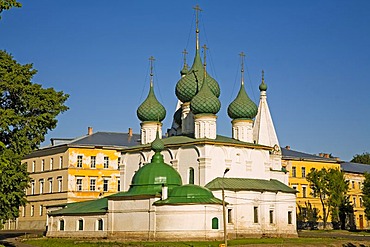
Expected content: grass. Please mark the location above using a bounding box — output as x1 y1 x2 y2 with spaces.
23 237 366 247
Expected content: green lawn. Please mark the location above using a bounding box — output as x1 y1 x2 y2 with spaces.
23 237 366 247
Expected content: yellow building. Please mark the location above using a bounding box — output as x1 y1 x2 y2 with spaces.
341 162 370 230
11 127 139 230
282 146 341 229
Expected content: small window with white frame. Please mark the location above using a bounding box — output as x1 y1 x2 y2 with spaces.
50 158 53 170
57 176 63 192
90 178 96 191
76 178 83 191
77 155 83 168
59 156 63 169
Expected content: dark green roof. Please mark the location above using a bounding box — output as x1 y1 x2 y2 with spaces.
227 83 257 120
190 77 221 115
48 198 108 216
205 178 296 194
137 84 166 122
154 184 222 206
123 135 270 152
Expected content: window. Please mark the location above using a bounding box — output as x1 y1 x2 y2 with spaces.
22 206 26 217
117 179 121 192
353 196 357 207
269 210 274 224
77 155 83 168
90 178 96 191
58 177 63 192
291 166 296 177
31 180 35 195
39 205 43 216
59 219 65 231
253 206 258 223
292 185 297 191
32 161 35 172
211 217 219 229
360 197 363 208
117 157 121 170
103 179 109 192
41 159 45 171
76 178 83 191
48 178 53 193
352 181 355 189
189 167 194 184
288 211 292 224
104 156 109 168
59 156 63 169
227 208 232 223
78 219 83 231
90 156 96 168
97 219 103 231
39 179 44 194
31 205 34 217
50 158 53 170
359 182 362 190
302 186 307 198
301 167 306 178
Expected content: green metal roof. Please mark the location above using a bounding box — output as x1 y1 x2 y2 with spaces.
227 83 257 120
175 49 220 103
205 177 297 194
137 84 166 122
190 77 221 115
123 134 270 153
154 184 223 206
48 198 108 216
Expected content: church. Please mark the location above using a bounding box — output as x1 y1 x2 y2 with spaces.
46 6 297 240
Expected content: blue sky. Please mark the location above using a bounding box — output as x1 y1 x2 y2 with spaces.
1 0 369 161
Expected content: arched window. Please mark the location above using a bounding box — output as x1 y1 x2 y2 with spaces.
59 219 65 231
212 217 219 229
189 167 194 184
78 219 84 231
97 219 103 231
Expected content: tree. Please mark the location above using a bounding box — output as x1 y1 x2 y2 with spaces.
0 0 22 19
362 172 370 220
0 50 69 226
351 152 370 165
306 168 349 229
0 142 29 225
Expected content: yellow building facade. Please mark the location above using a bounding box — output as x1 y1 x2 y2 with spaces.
11 129 140 230
282 147 341 228
341 162 370 230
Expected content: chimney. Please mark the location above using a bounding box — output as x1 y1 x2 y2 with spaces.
128 128 133 137
323 153 330 158
319 153 324 157
161 184 168 200
88 127 93 135
285 146 290 150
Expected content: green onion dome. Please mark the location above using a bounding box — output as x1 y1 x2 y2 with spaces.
128 134 182 196
175 50 220 102
137 85 166 122
259 78 267 91
190 77 221 115
173 107 182 126
180 63 189 77
227 83 257 119
154 184 223 205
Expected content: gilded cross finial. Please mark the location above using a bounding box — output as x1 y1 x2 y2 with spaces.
239 52 246 85
182 49 188 66
193 5 202 50
149 56 155 87
202 44 208 67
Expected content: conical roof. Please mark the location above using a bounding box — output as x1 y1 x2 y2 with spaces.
175 50 220 103
190 76 221 115
227 83 257 119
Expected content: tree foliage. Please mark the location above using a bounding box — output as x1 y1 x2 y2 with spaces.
362 173 370 220
306 168 349 229
351 152 370 165
0 0 21 19
0 50 69 225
